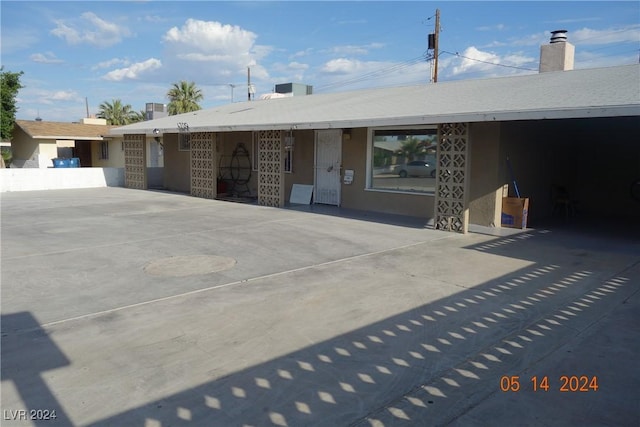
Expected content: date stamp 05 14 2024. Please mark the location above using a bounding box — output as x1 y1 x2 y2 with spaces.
500 375 599 392
3 409 58 421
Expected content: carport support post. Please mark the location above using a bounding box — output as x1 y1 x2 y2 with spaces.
257 130 285 207
190 132 217 199
434 123 470 233
123 134 148 189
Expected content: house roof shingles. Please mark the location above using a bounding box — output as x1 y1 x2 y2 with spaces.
110 64 640 136
15 120 113 140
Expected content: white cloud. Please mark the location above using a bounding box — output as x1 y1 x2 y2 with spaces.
326 43 385 56
449 46 536 77
292 48 314 58
161 19 271 83
102 58 162 81
575 49 638 69
164 19 256 53
50 90 77 101
572 24 640 45
268 61 311 85
321 58 365 75
544 17 601 25
51 12 131 47
454 47 502 75
476 24 506 32
141 15 166 23
288 62 309 71
1 30 38 54
316 58 430 92
25 89 80 105
497 25 640 50
92 58 130 70
507 32 549 47
30 52 63 64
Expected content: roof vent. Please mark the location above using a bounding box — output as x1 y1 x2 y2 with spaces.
550 30 568 44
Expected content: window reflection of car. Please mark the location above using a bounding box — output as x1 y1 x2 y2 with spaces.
397 160 436 178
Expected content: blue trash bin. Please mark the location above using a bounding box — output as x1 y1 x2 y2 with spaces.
69 158 80 168
52 158 67 168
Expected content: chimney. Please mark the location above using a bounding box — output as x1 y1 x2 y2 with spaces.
539 30 575 73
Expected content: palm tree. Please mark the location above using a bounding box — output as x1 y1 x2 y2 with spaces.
131 109 146 123
97 99 137 125
167 80 203 115
395 137 427 162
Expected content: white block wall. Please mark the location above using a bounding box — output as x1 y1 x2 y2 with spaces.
0 168 125 192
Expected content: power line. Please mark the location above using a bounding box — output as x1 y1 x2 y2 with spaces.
440 50 538 72
314 55 429 92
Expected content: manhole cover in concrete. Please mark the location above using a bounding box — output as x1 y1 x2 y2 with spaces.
144 255 236 277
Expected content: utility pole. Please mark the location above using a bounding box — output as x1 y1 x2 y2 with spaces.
433 9 440 83
247 67 251 101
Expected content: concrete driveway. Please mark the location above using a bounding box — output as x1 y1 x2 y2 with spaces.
1 188 638 426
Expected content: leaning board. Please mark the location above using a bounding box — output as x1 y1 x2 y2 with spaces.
289 184 314 204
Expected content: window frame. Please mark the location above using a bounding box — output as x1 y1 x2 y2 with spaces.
99 141 109 160
178 133 191 151
366 125 438 195
283 134 294 174
252 131 259 171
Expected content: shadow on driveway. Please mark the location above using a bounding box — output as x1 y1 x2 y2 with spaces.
80 229 638 426
1 312 73 426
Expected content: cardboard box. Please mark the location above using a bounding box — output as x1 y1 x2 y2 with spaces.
502 197 529 229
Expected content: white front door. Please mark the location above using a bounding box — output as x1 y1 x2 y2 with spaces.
315 129 342 205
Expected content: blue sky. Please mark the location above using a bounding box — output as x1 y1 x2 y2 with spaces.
2 1 639 122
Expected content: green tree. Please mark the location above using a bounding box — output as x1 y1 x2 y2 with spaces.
1 68 24 141
132 109 146 123
166 80 203 115
97 99 137 125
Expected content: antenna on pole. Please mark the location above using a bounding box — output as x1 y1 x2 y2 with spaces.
85 97 90 118
427 9 440 83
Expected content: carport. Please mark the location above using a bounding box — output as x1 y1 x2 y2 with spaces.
498 116 640 225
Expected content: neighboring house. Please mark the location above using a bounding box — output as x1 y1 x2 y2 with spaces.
109 34 640 233
11 117 165 180
11 118 119 168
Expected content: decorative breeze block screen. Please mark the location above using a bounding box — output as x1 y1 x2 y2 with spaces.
434 123 470 233
257 130 284 207
190 132 217 199
124 134 147 189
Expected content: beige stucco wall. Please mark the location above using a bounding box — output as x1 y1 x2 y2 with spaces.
11 127 42 165
283 130 315 201
341 127 434 218
38 141 58 168
468 122 503 227
91 138 125 168
162 133 190 193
